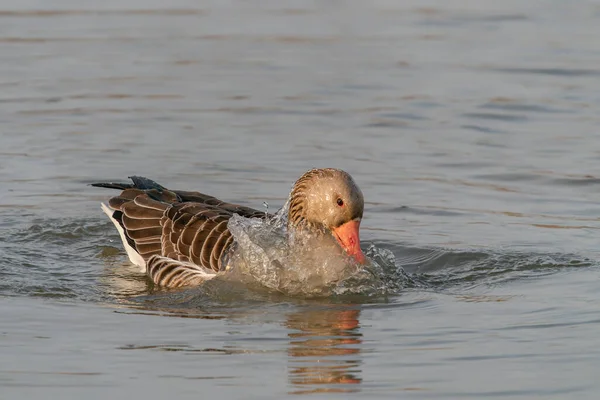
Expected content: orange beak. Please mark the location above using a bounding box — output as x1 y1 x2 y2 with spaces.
332 219 366 264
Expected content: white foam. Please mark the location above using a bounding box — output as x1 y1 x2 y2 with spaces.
225 209 377 297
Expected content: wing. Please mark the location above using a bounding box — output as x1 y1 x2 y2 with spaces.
93 176 267 282
174 190 267 219
159 201 235 272
146 255 218 288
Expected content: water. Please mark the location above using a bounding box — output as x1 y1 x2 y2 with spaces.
2 0 600 398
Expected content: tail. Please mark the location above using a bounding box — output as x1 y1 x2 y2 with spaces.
91 176 167 191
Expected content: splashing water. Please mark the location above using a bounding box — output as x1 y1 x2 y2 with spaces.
225 205 412 297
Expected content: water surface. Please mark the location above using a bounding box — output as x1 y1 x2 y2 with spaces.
2 0 600 398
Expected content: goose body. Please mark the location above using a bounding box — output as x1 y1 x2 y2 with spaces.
93 168 365 288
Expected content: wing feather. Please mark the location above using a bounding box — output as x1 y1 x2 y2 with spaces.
93 175 268 287
146 255 215 287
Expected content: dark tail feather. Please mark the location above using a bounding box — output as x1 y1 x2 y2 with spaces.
128 176 167 191
90 176 166 191
90 182 134 190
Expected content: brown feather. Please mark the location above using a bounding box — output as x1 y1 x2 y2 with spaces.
126 227 162 240
146 255 213 287
121 215 161 231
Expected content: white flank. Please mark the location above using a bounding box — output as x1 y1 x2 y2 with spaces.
101 202 147 271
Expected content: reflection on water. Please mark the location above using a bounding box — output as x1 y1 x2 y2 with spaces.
285 307 362 394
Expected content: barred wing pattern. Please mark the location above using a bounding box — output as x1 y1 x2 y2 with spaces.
146 256 217 288
93 176 266 288
160 202 234 271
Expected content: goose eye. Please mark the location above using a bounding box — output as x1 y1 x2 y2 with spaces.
336 198 344 207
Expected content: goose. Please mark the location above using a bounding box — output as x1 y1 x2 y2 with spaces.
92 168 366 288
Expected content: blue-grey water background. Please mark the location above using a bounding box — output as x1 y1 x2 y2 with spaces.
2 0 600 398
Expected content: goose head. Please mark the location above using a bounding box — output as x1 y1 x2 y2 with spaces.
288 168 366 264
